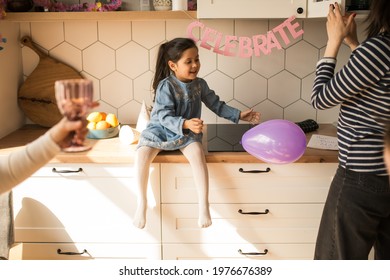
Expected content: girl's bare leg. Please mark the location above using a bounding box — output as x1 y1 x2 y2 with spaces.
181 142 212 228
133 146 160 229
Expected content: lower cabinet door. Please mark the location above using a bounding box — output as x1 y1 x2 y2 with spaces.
12 163 160 243
162 204 324 244
10 243 161 260
161 163 337 204
163 243 315 260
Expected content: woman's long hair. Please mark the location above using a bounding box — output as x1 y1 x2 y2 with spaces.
365 0 390 39
152 38 197 101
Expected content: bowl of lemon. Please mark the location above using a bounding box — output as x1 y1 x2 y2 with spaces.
86 111 120 139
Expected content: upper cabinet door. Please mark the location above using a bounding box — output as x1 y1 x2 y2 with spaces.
198 0 307 18
197 0 345 19
307 0 345 18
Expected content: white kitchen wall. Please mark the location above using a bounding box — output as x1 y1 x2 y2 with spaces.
0 21 25 139
4 17 369 131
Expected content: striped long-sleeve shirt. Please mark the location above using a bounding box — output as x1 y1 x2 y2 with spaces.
311 32 390 175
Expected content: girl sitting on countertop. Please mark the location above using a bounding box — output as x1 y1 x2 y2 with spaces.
133 37 260 229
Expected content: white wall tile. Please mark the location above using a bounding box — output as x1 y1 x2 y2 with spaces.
0 21 25 138
254 100 283 122
31 22 64 50
303 19 327 48
64 21 98 49
117 42 149 79
198 47 217 77
134 71 154 106
284 100 317 122
118 100 143 125
301 73 316 103
286 40 318 78
268 71 301 107
101 71 133 108
234 71 267 107
132 21 166 49
234 20 268 38
98 21 132 50
83 42 115 79
166 20 195 40
50 42 83 72
217 54 251 78
252 48 285 78
204 71 233 102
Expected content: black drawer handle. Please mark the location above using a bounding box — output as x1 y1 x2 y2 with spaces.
238 249 268 256
57 249 88 256
238 209 269 215
238 167 271 173
52 167 83 173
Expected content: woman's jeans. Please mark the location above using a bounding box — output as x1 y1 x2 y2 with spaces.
314 166 390 259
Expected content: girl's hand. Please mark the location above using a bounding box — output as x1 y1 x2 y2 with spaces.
240 109 260 125
183 118 204 134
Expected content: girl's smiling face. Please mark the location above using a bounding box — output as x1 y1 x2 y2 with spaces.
168 47 200 83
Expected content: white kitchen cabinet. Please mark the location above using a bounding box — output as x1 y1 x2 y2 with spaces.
10 243 160 260
161 163 337 260
11 160 338 260
307 0 345 18
163 244 315 260
197 0 345 18
12 163 161 260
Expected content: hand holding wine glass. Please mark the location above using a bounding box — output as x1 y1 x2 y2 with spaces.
55 79 94 152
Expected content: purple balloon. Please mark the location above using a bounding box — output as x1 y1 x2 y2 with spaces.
242 119 307 164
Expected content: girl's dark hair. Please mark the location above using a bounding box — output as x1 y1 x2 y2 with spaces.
152 38 197 97
365 0 390 39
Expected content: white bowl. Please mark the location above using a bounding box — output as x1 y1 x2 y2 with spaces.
87 126 119 139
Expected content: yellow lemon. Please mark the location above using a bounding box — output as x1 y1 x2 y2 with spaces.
96 120 111 130
105 113 119 127
100 112 107 121
87 122 96 130
87 111 103 123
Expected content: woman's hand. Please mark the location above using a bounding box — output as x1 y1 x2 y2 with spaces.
50 101 99 148
324 3 357 57
343 12 359 51
183 118 204 134
49 117 87 148
240 109 260 125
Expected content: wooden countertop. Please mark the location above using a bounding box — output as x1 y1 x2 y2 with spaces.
0 124 338 164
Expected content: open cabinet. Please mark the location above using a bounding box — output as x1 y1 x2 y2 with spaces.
197 0 345 18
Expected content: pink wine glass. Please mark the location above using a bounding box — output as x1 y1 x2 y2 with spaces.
55 79 93 152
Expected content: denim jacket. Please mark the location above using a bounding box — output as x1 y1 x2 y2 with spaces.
138 75 240 150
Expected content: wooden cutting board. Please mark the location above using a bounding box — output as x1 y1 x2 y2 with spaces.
18 36 83 127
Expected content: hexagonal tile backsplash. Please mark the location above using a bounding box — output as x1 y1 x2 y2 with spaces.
20 18 366 125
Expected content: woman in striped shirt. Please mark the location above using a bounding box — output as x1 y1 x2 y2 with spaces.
311 0 390 259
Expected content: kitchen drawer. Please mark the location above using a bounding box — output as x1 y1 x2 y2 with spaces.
13 163 160 243
10 242 161 260
162 204 323 244
161 163 337 203
26 163 139 178
163 243 315 260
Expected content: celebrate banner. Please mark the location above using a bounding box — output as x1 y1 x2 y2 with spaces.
187 16 304 58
